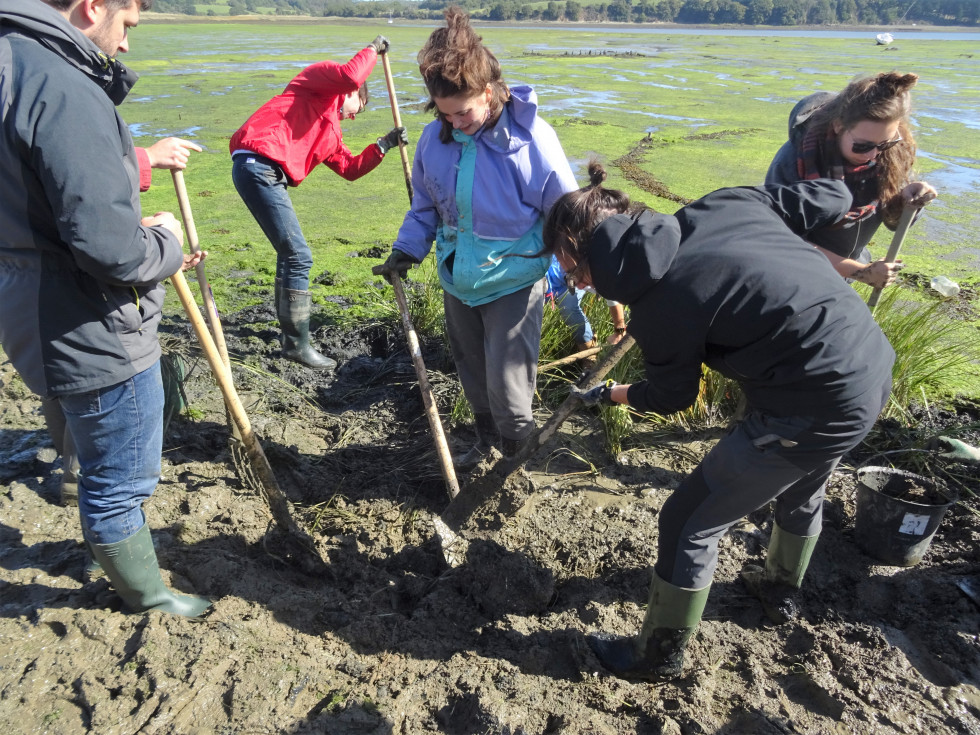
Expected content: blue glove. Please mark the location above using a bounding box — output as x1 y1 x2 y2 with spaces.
571 380 617 407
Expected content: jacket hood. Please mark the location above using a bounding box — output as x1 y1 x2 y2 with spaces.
479 85 538 154
587 209 682 305
0 0 138 105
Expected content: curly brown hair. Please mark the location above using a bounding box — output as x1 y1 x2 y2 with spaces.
809 71 919 228
417 6 511 143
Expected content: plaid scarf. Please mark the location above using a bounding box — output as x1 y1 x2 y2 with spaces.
797 125 880 224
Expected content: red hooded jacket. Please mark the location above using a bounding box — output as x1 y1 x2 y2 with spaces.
229 47 383 186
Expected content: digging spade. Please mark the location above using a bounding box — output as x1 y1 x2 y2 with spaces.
171 170 261 493
438 335 636 537
169 268 327 572
380 48 461 501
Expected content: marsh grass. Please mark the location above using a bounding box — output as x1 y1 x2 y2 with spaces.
866 285 980 419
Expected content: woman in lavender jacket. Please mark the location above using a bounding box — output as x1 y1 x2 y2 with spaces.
374 6 576 470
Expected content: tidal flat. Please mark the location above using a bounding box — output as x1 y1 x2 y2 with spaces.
128 21 979 322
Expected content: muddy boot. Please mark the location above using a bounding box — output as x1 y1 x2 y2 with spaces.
588 572 710 681
500 434 530 461
277 288 337 370
453 412 498 472
575 339 598 372
741 523 818 624
82 537 103 581
90 524 212 618
60 480 79 507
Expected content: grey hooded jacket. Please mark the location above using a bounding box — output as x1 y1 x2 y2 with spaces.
0 0 182 397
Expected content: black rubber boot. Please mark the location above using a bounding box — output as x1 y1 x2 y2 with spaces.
274 277 282 338
741 524 818 623
40 397 80 507
90 524 211 618
454 412 498 472
588 572 710 681
277 288 337 370
500 434 529 459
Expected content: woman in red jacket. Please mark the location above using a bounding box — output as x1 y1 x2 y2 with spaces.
231 36 406 369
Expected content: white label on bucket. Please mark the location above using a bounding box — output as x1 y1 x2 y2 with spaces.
899 513 930 536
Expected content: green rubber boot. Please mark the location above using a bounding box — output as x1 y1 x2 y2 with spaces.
742 523 819 623
90 524 211 618
588 572 710 681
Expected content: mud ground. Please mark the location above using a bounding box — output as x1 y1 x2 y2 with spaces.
1 295 979 735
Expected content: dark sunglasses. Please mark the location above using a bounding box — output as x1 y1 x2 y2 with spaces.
850 135 902 155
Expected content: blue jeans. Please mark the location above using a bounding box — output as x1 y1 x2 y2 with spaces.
59 362 165 544
551 284 594 343
232 153 312 292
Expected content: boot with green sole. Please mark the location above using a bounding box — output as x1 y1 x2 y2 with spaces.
741 523 818 623
90 524 212 618
588 572 710 681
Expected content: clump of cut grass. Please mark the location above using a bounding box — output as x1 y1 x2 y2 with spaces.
599 403 634 456
404 259 446 339
364 258 446 339
870 286 980 419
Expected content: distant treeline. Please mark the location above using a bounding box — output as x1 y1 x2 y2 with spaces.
156 0 979 27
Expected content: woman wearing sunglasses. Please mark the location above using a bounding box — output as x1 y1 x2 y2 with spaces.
766 72 937 290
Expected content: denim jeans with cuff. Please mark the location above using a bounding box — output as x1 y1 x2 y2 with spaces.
59 362 165 545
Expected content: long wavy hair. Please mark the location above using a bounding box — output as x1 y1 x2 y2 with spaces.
543 160 635 265
417 6 510 144
808 71 919 228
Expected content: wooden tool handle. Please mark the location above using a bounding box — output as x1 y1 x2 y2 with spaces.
391 276 461 499
380 52 414 203
868 205 916 309
171 170 231 369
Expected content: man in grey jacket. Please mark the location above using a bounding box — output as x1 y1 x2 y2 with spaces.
0 0 210 618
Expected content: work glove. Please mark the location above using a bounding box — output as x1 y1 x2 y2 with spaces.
571 379 617 407
372 249 419 284
935 436 980 462
370 35 389 54
377 127 408 154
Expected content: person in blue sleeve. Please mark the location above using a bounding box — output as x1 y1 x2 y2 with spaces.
545 255 627 371
373 6 577 471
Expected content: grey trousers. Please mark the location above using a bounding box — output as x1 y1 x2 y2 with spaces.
444 280 545 441
655 381 891 589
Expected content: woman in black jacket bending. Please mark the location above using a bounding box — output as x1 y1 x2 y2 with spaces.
544 163 895 681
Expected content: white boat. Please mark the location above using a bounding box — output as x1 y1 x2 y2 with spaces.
876 33 894 45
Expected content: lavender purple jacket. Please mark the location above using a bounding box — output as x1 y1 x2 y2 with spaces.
392 86 576 306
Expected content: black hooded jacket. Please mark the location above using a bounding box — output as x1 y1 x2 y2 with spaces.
588 181 895 419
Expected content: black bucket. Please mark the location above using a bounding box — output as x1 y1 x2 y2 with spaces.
854 466 956 567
